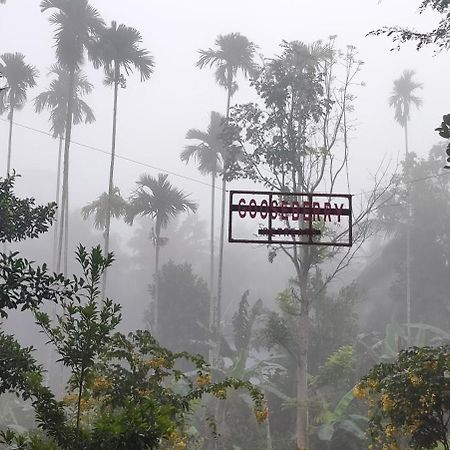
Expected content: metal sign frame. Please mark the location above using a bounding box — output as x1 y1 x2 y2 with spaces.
228 190 353 247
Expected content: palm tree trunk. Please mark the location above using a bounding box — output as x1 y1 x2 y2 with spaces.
57 68 75 275
405 121 411 346
216 71 233 338
209 169 216 292
216 175 227 333
154 239 160 337
209 170 216 364
102 62 120 299
6 106 14 175
53 136 63 271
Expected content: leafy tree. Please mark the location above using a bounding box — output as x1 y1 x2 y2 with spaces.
126 173 197 337
40 0 104 275
436 114 450 168
153 261 209 357
370 0 450 50
0 52 38 175
34 64 95 269
89 20 154 294
35 245 121 437
362 146 450 332
197 32 258 340
355 346 450 450
231 38 389 448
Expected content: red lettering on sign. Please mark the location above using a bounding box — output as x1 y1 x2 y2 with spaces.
324 202 332 222
334 203 344 222
249 198 257 218
260 199 268 219
312 202 321 221
303 201 311 220
238 198 246 218
280 200 288 220
292 201 300 220
271 200 278 219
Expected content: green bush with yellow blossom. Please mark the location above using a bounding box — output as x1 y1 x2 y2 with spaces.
354 346 450 450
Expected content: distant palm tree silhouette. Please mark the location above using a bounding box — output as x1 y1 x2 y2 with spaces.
126 173 197 336
0 52 38 175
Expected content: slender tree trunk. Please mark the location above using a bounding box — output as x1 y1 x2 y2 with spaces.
296 309 310 450
57 68 75 275
75 368 85 440
6 106 14 175
52 136 63 271
154 239 160 338
102 63 120 299
209 169 216 292
209 169 217 364
405 121 411 346
45 136 64 387
216 72 233 337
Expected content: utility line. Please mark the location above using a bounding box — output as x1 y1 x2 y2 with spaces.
2 117 449 197
0 117 224 192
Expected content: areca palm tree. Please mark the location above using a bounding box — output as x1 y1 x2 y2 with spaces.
41 0 104 275
390 70 422 154
82 187 127 230
89 20 154 293
126 173 198 336
197 33 257 341
181 111 225 352
0 53 38 175
389 69 422 346
34 64 95 269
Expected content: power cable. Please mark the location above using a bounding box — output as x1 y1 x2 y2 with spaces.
2 117 449 198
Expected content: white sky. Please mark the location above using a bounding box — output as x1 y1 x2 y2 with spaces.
0 0 448 225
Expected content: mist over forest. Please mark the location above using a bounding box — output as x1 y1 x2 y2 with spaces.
0 1 450 449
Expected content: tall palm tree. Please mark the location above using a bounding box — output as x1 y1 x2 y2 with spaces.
82 187 127 230
126 173 197 336
181 111 225 352
89 20 154 294
40 0 104 275
389 69 422 346
34 64 95 269
0 53 38 175
197 32 257 340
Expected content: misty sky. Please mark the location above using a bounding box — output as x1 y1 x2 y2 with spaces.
0 0 448 228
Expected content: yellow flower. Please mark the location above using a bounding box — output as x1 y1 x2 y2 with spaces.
409 373 421 387
353 384 369 400
196 372 212 387
144 357 166 369
385 424 396 438
92 376 111 392
62 392 78 405
381 394 395 412
213 388 227 399
254 403 269 423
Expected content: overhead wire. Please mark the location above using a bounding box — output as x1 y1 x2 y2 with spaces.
2 117 449 199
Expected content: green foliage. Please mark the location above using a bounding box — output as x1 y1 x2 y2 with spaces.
369 0 450 50
436 114 450 168
355 346 450 449
313 346 355 389
0 174 56 243
155 261 209 356
232 290 263 353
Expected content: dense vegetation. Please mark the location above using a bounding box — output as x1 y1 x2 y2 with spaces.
0 0 449 449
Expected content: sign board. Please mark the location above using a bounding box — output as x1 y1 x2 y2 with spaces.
228 190 352 247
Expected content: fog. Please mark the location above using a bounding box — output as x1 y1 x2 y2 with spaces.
1 1 449 449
